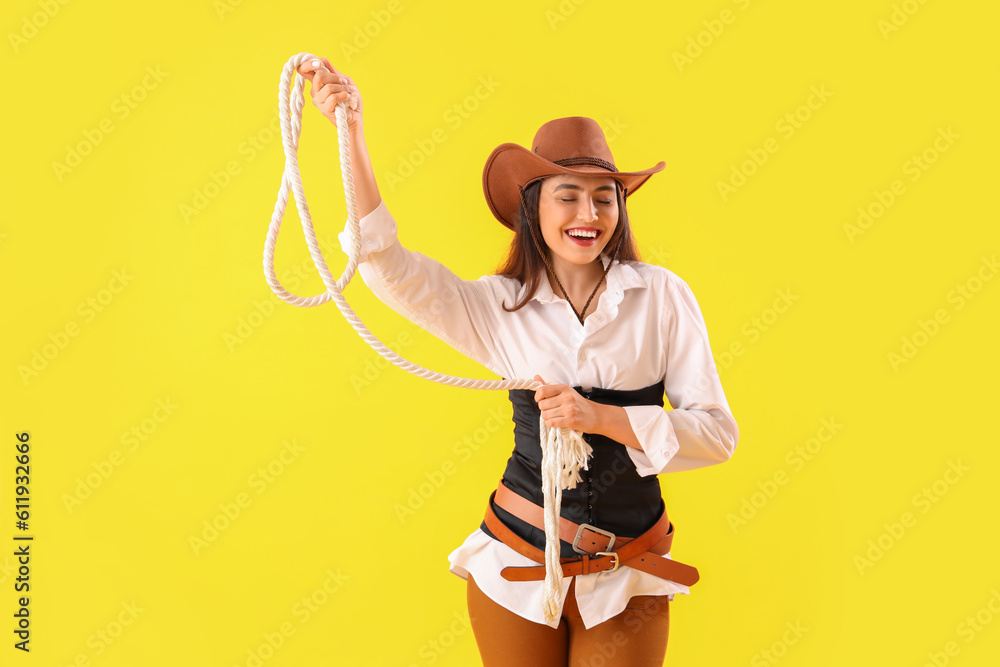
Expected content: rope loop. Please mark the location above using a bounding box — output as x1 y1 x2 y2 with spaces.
263 52 593 621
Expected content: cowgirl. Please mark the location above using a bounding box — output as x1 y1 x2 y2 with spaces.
298 57 739 667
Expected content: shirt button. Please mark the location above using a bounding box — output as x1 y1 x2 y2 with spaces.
578 351 586 361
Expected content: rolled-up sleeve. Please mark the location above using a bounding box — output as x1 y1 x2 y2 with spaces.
338 199 502 374
621 274 739 475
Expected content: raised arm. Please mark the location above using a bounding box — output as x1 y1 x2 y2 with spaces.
296 56 380 218
299 57 502 374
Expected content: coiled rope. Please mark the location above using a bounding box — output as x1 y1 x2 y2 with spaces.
262 52 592 621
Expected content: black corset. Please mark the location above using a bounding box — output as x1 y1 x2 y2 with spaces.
481 381 666 559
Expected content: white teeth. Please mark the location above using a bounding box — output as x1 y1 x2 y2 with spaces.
567 229 597 238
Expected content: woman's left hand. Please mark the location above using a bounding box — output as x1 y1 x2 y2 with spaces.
533 375 604 433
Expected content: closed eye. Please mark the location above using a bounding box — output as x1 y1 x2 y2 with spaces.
560 198 614 205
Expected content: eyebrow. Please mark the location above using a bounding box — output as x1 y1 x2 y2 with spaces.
552 183 615 193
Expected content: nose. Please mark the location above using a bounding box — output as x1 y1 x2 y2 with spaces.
577 199 599 223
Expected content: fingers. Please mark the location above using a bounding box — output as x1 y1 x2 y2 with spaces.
310 72 354 119
538 399 583 429
314 82 353 109
294 57 362 117
535 383 571 408
296 58 326 81
534 377 558 403
313 75 351 95
535 380 573 399
343 75 359 101
531 378 596 438
537 391 595 432
297 57 351 91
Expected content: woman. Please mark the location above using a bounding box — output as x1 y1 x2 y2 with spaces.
297 57 739 666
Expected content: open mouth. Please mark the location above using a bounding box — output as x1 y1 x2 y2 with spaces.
565 228 601 245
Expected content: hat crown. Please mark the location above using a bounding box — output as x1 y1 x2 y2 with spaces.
531 117 616 170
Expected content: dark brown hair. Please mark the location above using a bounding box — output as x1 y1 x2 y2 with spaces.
495 177 642 312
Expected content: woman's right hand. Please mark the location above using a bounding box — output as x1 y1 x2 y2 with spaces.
296 56 363 133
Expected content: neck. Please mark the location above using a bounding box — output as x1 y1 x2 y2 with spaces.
550 257 605 292
546 255 609 304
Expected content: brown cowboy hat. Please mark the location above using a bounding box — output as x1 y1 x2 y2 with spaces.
482 116 665 230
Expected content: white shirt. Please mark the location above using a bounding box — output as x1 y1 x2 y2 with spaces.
340 200 739 629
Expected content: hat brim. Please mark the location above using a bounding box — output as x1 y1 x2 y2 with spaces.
483 142 665 230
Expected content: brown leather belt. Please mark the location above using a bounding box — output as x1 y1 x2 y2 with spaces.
484 482 700 586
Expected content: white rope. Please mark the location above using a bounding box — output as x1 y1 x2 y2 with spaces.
262 52 592 621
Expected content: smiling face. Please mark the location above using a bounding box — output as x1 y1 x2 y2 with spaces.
536 173 620 271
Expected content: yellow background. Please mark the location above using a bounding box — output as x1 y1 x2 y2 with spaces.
2 0 998 665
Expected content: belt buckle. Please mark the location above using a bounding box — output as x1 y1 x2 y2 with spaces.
596 551 620 572
572 523 616 555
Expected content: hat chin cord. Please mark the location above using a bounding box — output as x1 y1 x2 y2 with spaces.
263 53 589 622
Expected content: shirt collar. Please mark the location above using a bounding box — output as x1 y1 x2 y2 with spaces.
517 255 647 305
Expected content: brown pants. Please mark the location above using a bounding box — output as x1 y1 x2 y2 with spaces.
467 575 670 667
